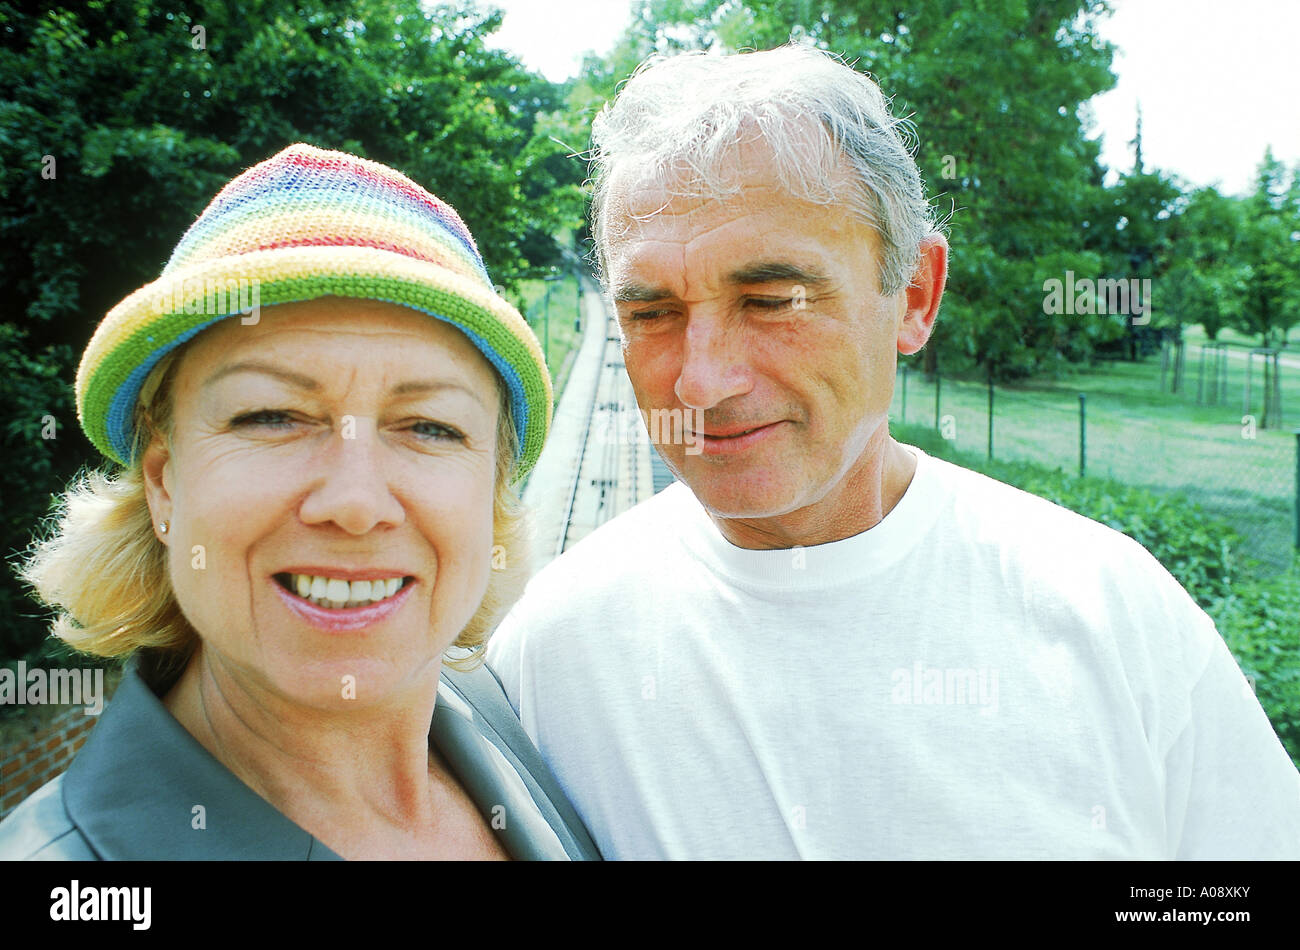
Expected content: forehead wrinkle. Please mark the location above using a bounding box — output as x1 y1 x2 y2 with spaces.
198 322 491 404
607 160 873 306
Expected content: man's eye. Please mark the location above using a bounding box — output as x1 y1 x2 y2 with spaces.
230 409 295 429
628 309 671 321
745 297 796 311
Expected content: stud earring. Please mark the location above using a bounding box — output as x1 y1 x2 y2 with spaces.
159 521 170 535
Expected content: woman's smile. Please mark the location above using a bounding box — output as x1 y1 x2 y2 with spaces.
272 572 418 633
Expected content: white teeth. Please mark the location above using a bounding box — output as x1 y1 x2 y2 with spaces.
287 573 406 609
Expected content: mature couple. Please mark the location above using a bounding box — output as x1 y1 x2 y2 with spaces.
2 46 1297 860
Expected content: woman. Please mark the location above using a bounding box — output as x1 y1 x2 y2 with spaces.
0 144 598 860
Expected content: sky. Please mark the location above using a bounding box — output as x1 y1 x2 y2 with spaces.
479 0 1300 197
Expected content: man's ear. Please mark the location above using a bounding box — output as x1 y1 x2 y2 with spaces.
141 435 174 544
898 234 948 356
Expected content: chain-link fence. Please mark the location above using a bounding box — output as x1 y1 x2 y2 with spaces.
523 271 583 403
1156 339 1300 431
893 358 1298 577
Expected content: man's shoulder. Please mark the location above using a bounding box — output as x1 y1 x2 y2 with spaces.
0 775 98 860
920 449 1156 560
918 449 1211 640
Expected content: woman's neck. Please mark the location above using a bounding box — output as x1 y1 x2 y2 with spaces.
162 648 460 855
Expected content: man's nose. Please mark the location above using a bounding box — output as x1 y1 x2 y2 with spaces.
297 420 406 535
673 312 752 410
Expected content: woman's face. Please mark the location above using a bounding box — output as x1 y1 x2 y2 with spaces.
143 297 501 709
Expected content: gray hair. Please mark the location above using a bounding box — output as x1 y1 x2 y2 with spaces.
589 44 938 296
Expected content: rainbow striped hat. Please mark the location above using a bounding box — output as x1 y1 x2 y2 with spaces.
76 143 553 478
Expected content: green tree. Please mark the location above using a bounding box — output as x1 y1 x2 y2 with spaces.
1163 186 1249 341
1234 149 1300 348
577 0 1122 381
0 0 583 663
1088 158 1182 358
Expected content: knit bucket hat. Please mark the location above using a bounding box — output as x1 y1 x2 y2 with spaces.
75 143 553 478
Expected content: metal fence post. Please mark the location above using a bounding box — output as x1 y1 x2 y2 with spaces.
1197 345 1206 404
934 371 941 431
1079 393 1087 477
1219 344 1228 404
573 272 582 333
1294 429 1300 550
1244 350 1254 416
987 371 994 460
901 364 908 424
1271 352 1283 430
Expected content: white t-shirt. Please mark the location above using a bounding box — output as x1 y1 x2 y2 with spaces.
487 445 1300 859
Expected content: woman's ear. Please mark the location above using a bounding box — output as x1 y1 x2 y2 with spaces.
142 435 174 544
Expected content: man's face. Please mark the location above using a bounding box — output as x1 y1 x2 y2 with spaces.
604 142 912 526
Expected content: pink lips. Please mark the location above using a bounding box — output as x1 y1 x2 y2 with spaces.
274 579 414 632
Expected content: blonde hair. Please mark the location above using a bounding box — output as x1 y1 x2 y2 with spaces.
20 340 531 684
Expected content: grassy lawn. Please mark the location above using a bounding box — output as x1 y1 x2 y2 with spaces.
893 351 1300 575
1181 324 1297 350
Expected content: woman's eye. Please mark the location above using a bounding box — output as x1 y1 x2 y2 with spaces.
230 409 296 429
409 420 465 442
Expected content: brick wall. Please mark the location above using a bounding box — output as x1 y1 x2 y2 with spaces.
0 706 101 820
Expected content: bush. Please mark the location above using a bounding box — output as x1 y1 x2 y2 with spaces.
1207 571 1300 765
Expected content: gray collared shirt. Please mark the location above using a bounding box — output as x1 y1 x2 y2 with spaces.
0 659 599 860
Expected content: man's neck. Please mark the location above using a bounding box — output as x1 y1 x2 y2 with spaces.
709 434 918 550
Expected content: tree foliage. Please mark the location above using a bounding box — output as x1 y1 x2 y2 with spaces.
568 0 1123 379
0 0 583 662
570 0 1300 374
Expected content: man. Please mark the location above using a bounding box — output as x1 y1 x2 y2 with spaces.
486 45 1300 859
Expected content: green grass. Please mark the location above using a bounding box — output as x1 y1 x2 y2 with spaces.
893 351 1300 576
1181 324 1297 350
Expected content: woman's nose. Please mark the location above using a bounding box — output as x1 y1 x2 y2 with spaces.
297 419 406 535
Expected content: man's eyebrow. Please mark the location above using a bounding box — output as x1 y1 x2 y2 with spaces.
612 282 675 303
203 361 320 391
612 263 830 303
727 262 830 287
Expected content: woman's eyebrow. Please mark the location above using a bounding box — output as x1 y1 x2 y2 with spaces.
390 379 488 409
203 361 320 391
203 360 487 408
